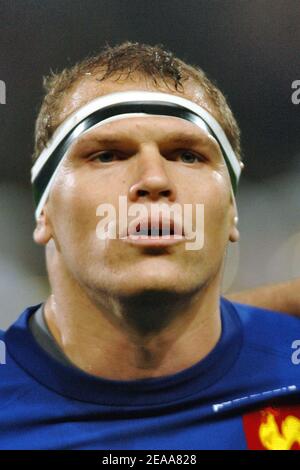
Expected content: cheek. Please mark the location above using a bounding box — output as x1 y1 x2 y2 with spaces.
208 171 231 211
178 168 230 210
184 170 231 237
48 167 127 246
204 172 232 246
48 170 96 249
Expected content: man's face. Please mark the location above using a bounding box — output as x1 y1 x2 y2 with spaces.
35 75 239 299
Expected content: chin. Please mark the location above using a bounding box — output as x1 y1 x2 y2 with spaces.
84 258 205 297
115 273 200 298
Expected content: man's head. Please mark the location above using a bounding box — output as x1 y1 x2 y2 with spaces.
32 42 242 303
33 42 241 163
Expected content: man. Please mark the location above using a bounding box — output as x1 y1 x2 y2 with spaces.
0 42 299 450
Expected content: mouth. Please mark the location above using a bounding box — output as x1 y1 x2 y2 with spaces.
120 216 185 247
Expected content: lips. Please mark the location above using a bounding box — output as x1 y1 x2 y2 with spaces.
127 216 183 237
119 213 185 247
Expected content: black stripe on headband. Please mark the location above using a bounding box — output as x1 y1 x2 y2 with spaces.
33 101 238 207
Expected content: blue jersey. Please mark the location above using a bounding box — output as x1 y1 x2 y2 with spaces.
0 298 300 450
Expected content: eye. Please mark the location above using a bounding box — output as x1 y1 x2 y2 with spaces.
176 150 205 164
90 151 119 163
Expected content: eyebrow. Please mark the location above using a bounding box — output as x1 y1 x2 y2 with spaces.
167 135 211 146
78 131 213 148
80 137 126 147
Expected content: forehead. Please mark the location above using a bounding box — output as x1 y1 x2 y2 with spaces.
76 115 212 146
57 73 216 127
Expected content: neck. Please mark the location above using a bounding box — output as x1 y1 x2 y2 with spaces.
44 267 222 381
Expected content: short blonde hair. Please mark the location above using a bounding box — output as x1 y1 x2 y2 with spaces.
33 41 242 162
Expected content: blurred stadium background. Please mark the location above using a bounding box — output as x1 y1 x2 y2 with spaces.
0 0 299 328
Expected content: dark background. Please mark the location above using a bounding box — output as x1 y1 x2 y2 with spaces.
0 0 299 326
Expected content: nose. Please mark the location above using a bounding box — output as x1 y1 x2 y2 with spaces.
128 145 177 203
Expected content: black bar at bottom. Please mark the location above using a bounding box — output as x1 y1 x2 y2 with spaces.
0 450 299 466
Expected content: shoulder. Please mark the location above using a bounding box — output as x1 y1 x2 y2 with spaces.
222 297 300 358
0 305 43 407
0 303 42 366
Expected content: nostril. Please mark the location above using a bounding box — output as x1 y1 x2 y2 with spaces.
137 190 148 197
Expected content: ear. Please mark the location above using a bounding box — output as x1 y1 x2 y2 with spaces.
33 208 53 245
229 196 240 243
